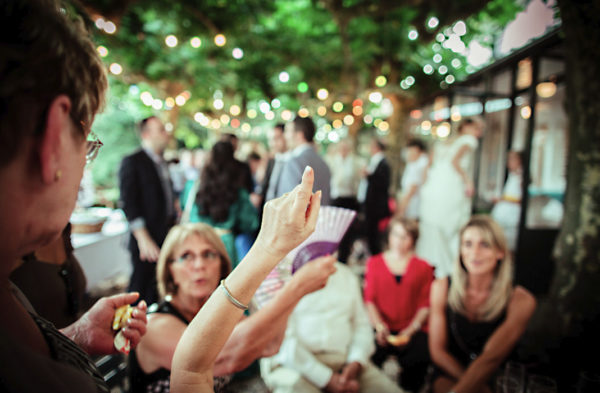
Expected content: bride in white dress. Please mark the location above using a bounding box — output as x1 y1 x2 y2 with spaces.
417 119 483 277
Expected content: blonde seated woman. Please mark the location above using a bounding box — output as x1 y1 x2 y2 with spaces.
428 215 537 393
131 190 335 392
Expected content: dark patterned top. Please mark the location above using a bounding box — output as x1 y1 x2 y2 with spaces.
32 313 109 392
11 224 87 329
0 282 107 393
129 300 232 393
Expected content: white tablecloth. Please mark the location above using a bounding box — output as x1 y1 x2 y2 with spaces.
71 213 132 292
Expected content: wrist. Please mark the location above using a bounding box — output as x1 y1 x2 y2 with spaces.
251 237 286 265
411 321 421 333
375 322 386 333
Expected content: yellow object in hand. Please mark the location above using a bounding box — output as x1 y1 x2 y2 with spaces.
112 304 134 354
112 305 133 330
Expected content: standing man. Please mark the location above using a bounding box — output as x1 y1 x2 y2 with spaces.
361 138 391 255
119 116 176 305
263 123 288 203
276 116 331 205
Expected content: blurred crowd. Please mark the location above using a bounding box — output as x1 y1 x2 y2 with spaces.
0 1 541 393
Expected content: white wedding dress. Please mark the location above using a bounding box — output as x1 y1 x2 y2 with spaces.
417 134 478 277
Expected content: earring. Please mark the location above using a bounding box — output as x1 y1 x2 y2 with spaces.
55 169 62 181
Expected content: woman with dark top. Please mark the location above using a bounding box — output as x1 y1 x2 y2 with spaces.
181 141 259 267
0 2 148 391
429 215 536 393
364 217 434 392
129 222 335 393
11 224 87 329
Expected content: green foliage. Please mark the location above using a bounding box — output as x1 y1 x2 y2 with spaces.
89 77 152 189
80 0 523 189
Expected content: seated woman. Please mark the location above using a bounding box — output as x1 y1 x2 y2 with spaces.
364 217 434 392
130 221 335 393
181 141 259 268
429 215 536 393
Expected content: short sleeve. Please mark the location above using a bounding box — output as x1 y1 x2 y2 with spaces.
363 256 378 303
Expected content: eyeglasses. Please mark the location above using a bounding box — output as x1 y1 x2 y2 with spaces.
173 250 220 267
86 130 103 164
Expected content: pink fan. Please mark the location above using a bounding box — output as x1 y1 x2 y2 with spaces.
251 206 356 309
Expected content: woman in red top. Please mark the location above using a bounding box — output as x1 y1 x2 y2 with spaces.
364 217 434 392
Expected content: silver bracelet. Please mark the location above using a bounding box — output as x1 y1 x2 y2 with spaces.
220 279 248 310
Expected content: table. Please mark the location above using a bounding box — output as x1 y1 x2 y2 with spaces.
71 211 132 293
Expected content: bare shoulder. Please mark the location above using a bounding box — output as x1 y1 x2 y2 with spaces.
147 312 187 334
512 286 536 305
507 286 537 318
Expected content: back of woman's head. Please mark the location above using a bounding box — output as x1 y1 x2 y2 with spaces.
0 0 107 167
197 141 240 222
156 223 231 299
449 215 514 321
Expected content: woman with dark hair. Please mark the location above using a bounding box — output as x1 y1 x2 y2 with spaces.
181 141 259 267
364 217 434 392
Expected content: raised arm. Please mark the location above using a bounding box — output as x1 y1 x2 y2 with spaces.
170 166 321 393
428 278 465 380
213 255 336 376
451 145 474 197
451 286 536 393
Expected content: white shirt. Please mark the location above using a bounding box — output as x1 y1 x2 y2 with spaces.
273 263 375 388
400 154 429 219
330 154 362 199
357 151 385 203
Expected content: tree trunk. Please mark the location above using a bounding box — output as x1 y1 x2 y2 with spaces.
524 0 600 385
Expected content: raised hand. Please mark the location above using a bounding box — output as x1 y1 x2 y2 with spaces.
290 254 337 296
255 166 321 260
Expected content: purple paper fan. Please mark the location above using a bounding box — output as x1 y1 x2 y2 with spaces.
291 241 339 274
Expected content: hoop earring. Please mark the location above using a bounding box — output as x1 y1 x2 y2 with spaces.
55 169 62 181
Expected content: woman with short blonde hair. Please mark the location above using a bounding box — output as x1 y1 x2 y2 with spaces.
156 223 231 300
130 220 337 393
429 215 536 393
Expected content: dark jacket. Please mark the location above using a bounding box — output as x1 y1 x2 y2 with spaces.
118 149 174 250
365 158 391 220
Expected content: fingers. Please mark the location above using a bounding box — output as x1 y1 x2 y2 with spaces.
121 317 147 348
137 300 147 312
304 190 321 233
291 166 314 218
132 303 148 325
106 292 140 308
339 367 351 383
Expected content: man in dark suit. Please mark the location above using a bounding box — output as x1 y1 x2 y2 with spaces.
263 123 287 203
119 116 176 305
276 117 331 205
362 138 391 255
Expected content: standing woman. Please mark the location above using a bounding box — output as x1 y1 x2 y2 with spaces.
417 119 483 278
364 217 434 392
428 216 536 393
181 141 259 268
